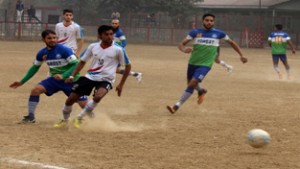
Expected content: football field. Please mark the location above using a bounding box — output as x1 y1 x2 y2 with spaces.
0 41 299 169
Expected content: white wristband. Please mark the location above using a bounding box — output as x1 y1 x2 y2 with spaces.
69 76 74 79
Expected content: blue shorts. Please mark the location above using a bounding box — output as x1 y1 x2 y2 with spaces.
39 77 87 101
187 64 211 82
272 54 287 62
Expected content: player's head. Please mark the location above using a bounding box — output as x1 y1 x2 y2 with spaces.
202 13 215 30
111 19 120 30
275 24 283 31
98 25 114 44
41 29 57 48
63 9 73 22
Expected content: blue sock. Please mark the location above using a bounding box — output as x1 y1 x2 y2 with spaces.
28 95 39 119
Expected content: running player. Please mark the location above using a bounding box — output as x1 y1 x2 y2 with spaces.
53 25 131 128
55 9 83 58
166 13 247 114
111 19 143 83
268 24 296 79
9 29 86 123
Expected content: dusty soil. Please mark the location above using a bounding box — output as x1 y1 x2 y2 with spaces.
0 41 299 169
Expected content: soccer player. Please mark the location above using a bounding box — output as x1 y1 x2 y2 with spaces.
166 13 248 114
55 9 83 58
54 25 131 128
268 24 296 79
9 29 86 123
111 19 143 83
191 21 233 73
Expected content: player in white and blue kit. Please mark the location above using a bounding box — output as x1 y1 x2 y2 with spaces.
10 29 87 124
54 25 131 128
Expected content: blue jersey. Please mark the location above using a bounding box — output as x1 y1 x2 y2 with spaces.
268 31 291 54
187 28 230 67
34 44 79 80
114 27 126 47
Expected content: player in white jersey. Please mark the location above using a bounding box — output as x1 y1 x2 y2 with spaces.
55 9 83 57
54 25 131 128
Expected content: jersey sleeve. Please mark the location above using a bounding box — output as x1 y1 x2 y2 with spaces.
80 44 94 62
75 24 83 39
34 49 45 66
186 29 197 40
118 48 129 66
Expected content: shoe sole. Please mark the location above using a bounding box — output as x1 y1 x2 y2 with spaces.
166 105 176 114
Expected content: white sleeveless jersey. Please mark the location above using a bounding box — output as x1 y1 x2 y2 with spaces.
81 42 129 84
55 21 82 53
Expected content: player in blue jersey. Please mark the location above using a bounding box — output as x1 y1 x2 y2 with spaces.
9 29 87 124
111 19 143 83
167 13 248 114
268 24 296 79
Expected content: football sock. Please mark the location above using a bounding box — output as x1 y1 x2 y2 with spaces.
78 100 98 118
219 60 231 69
119 70 140 77
62 105 72 120
28 95 39 119
175 87 194 107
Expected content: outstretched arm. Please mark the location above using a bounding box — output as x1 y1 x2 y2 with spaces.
9 65 40 89
227 39 248 63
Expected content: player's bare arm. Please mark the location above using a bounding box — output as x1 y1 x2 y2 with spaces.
288 40 296 54
76 38 83 57
227 39 248 63
178 38 193 54
116 64 131 97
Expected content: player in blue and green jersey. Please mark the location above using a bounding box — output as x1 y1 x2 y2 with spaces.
111 19 143 83
268 24 296 79
9 29 87 123
167 13 248 114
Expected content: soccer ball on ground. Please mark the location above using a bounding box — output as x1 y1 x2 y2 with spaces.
247 129 271 148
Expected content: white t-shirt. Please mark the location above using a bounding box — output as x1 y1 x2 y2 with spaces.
55 21 82 53
81 42 128 84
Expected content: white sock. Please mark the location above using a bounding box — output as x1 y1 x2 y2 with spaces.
219 60 231 69
78 100 98 118
62 105 72 120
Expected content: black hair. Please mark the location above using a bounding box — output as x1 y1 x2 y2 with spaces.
63 9 73 15
275 24 283 31
202 13 215 20
41 29 56 39
98 25 113 34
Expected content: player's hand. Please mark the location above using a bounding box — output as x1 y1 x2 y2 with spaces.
9 81 23 89
292 49 296 54
240 56 248 63
115 84 123 97
53 74 63 80
65 77 73 83
183 48 193 54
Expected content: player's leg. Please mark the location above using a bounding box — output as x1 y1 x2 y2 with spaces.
167 65 210 114
19 77 59 124
118 68 143 83
18 85 46 124
280 55 290 79
272 55 282 79
74 82 111 128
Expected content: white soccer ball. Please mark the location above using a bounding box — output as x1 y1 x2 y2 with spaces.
247 129 271 148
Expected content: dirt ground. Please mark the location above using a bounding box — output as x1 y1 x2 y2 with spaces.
0 41 299 169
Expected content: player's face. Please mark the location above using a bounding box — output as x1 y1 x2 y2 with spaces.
63 12 73 22
202 16 214 30
111 20 119 29
43 33 57 48
99 30 114 45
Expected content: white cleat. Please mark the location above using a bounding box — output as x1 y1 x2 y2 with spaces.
135 73 142 83
226 65 233 74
